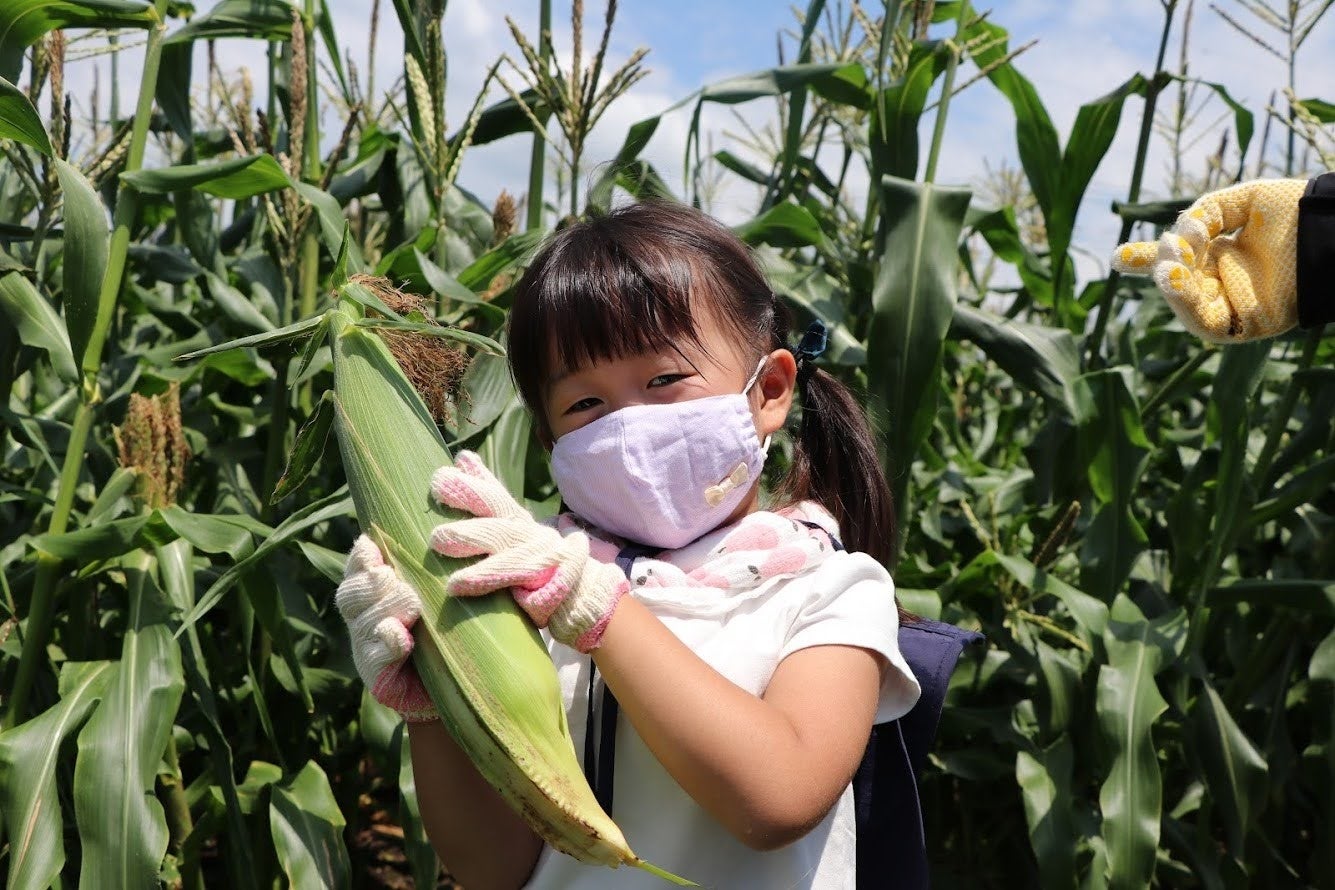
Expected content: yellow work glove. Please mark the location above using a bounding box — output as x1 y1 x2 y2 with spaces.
1112 179 1307 342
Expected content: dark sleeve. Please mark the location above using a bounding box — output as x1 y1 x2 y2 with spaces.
1296 172 1335 328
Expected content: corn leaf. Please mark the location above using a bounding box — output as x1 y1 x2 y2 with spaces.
0 661 115 890
176 313 325 360
949 303 1079 417
0 75 51 154
163 0 297 44
733 202 828 249
0 271 77 383
1075 370 1151 601
268 761 352 889
51 158 110 374
1096 595 1181 890
272 391 336 503
1016 737 1077 890
1190 681 1268 853
869 40 950 180
865 174 971 539
74 552 184 889
292 181 366 273
122 154 291 199
0 0 152 82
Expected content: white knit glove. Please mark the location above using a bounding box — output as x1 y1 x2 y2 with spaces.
429 451 627 653
336 535 437 722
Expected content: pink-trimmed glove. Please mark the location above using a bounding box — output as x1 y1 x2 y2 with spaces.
336 536 437 723
429 451 628 653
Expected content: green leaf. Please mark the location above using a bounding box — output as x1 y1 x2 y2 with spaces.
414 247 494 307
74 554 184 890
870 40 950 180
1190 681 1268 853
177 489 353 634
993 552 1110 642
1096 595 1176 890
0 272 77 383
204 270 276 333
0 661 115 890
1016 737 1077 890
176 312 325 361
476 397 531 498
353 318 504 356
0 0 152 83
268 761 352 889
1311 628 1335 683
122 154 291 199
1297 96 1335 123
1208 579 1335 616
451 351 518 442
0 74 51 154
292 181 366 273
949 302 1078 417
272 391 336 503
455 229 545 292
1048 74 1149 266
53 158 110 372
1075 369 1151 601
865 175 972 538
971 20 1061 221
164 0 297 44
733 202 827 249
157 506 266 555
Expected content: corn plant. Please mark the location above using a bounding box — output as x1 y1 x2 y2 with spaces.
0 0 1331 887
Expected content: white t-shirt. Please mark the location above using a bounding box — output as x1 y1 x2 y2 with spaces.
523 549 921 890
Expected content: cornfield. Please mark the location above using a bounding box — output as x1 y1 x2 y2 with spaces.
0 0 1332 887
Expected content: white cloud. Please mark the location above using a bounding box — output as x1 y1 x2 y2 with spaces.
35 1 1335 286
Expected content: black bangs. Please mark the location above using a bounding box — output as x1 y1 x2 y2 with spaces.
516 218 705 381
507 201 773 436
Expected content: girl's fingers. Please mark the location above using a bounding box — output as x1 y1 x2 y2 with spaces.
445 541 562 596
344 534 384 577
431 463 527 520
429 516 546 557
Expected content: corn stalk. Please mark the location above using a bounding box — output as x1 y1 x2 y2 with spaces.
4 0 173 731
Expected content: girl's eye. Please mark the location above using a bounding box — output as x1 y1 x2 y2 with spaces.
648 373 689 388
564 397 601 415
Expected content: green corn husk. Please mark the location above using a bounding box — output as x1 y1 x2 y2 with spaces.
327 299 690 885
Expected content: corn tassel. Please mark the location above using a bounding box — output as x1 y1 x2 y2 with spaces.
326 296 691 885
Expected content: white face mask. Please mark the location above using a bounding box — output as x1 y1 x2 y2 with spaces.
550 360 770 550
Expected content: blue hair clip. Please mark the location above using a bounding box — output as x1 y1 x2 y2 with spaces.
791 320 828 381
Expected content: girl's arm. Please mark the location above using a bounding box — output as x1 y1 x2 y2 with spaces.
593 594 885 851
408 720 543 889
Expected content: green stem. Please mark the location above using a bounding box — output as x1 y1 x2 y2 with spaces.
1139 346 1213 419
1086 3 1177 366
160 733 203 890
922 2 967 185
526 0 552 230
3 3 169 730
1251 325 1325 493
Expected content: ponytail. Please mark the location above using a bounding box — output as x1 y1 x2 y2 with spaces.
776 358 914 624
779 368 897 565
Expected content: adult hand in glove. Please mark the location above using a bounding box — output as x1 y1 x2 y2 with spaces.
1112 178 1308 342
429 451 627 653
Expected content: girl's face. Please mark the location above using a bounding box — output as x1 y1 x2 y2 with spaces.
543 306 798 449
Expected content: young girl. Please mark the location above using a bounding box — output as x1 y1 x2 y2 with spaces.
337 200 920 889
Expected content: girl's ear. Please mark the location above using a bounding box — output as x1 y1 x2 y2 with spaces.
755 347 797 439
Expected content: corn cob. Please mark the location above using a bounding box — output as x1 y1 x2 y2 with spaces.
327 295 690 884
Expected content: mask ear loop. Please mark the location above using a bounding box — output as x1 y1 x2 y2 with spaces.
742 356 773 455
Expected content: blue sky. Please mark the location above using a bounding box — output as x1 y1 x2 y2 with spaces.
58 1 1335 283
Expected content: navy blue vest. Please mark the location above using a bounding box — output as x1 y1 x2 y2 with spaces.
584 540 984 889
